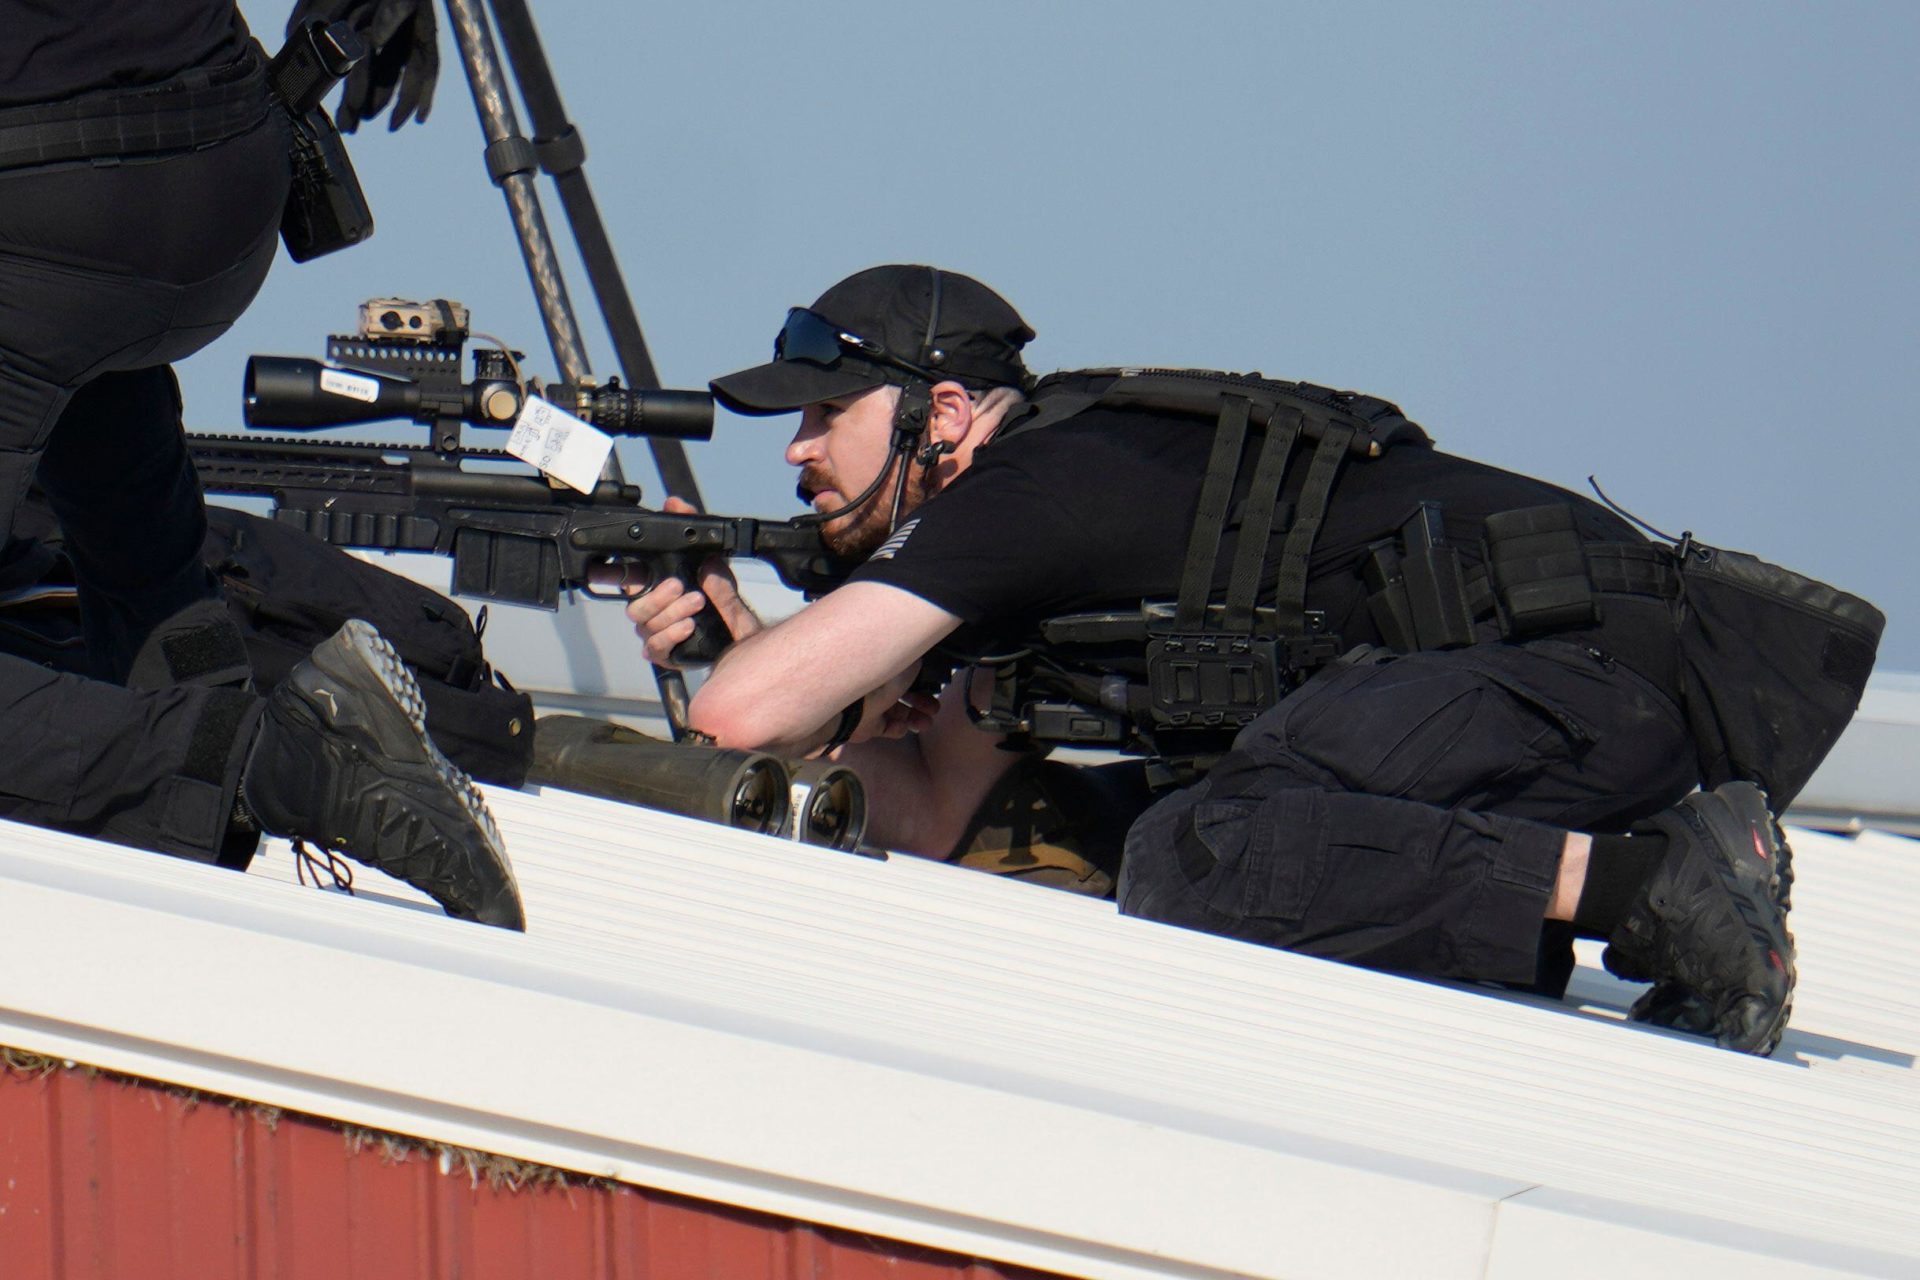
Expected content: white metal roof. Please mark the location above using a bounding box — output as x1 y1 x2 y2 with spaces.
6 546 1915 1276
1 776 1915 1279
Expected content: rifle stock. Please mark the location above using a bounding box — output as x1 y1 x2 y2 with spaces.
189 432 850 664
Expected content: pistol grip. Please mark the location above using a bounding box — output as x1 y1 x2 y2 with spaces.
663 552 732 666
670 606 732 666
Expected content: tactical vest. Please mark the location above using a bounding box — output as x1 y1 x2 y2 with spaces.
964 367 1884 807
968 368 1429 777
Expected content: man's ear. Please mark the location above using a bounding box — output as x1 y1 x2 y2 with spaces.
927 380 976 449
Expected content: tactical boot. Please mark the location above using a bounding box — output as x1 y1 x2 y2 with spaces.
242 619 525 930
1602 781 1794 1055
1628 810 1797 1048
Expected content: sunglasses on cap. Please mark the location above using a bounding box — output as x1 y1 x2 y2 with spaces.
773 308 947 385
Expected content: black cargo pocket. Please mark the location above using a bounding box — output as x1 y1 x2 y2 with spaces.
1468 661 1596 755
1232 647 1396 764
1305 793 1453 927
1182 792 1325 923
1285 649 1596 806
1178 799 1253 885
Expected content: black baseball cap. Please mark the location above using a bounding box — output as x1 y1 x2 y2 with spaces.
710 265 1036 416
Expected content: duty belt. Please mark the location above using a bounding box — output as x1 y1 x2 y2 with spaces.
1465 536 1679 643
0 44 269 173
1466 504 1680 639
1363 503 1681 654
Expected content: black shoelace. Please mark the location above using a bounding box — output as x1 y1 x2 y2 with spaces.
292 839 356 895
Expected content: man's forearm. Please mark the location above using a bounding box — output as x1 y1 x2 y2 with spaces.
686 581 961 754
691 624 858 755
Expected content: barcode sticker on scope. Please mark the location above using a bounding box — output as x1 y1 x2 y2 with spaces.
319 368 380 403
507 395 614 493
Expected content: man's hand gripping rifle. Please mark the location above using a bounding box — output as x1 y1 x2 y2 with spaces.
189 299 852 664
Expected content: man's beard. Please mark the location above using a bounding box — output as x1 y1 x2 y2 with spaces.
799 455 933 561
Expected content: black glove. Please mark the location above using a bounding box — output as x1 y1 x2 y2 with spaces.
286 0 439 131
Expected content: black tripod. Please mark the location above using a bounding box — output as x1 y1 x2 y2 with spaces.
442 0 703 734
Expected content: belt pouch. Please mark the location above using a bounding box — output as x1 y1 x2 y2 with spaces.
1484 505 1598 637
1363 503 1475 651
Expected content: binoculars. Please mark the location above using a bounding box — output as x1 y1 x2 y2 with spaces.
527 716 868 852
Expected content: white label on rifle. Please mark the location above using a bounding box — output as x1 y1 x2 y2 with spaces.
319 369 380 403
506 395 614 494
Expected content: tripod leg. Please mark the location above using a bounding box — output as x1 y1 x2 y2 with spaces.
441 0 591 389
484 0 706 511
444 0 710 739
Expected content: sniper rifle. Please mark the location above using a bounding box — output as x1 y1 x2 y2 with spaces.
189 300 852 665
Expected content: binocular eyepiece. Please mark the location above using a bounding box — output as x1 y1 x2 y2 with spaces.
786 760 868 853
244 355 714 441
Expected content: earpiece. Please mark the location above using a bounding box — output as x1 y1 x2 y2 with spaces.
916 438 956 467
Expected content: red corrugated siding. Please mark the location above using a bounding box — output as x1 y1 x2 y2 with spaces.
0 1065 1067 1280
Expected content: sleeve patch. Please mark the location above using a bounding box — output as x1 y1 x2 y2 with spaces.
868 517 921 562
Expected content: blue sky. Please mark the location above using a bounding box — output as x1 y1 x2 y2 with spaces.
192 1 1919 667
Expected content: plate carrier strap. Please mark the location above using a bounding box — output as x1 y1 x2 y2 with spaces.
979 369 1428 764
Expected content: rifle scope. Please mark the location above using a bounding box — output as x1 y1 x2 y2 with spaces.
244 354 714 440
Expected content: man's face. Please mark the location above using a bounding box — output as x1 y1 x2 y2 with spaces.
786 386 932 560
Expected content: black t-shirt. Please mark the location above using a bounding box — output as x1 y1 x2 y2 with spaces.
850 406 1644 657
0 1 250 108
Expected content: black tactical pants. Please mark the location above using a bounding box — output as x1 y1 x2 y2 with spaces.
1118 603 1697 995
0 96 287 862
